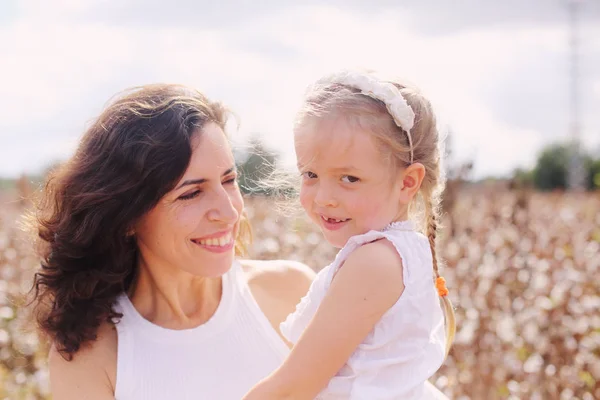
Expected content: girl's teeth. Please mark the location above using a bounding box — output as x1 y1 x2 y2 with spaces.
322 216 347 223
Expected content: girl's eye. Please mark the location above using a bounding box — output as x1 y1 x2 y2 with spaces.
224 177 237 185
179 190 201 200
302 171 317 179
341 175 360 183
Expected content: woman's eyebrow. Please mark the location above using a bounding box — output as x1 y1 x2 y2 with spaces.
175 166 236 190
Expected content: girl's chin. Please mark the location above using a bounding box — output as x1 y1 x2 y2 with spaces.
320 230 351 249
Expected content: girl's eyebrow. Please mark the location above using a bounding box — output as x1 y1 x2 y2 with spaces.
330 166 358 173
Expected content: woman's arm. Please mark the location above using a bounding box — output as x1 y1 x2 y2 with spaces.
48 324 117 400
242 239 405 400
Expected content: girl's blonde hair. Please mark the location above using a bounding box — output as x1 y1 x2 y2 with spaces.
295 71 456 356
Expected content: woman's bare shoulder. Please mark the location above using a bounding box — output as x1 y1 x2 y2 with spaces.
239 259 315 318
48 322 117 399
240 259 315 294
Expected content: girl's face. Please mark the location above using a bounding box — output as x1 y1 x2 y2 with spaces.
295 116 409 248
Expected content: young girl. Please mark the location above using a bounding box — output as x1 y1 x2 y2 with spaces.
243 70 456 400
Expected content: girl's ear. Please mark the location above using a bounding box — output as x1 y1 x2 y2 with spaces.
399 163 425 202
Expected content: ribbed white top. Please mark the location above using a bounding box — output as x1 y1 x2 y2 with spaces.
281 221 447 399
113 260 289 400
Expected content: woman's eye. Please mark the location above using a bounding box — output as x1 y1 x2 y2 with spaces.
341 175 360 183
302 171 317 179
179 190 201 200
224 177 237 185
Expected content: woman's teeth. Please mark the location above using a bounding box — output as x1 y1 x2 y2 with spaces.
196 232 233 247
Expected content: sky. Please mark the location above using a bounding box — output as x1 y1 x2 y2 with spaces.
0 0 599 179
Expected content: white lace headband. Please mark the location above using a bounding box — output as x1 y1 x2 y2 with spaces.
322 71 416 164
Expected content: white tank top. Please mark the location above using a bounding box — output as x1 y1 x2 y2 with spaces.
113 260 289 400
280 220 447 399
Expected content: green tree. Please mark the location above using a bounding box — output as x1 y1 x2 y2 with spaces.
533 143 570 191
529 143 599 191
587 158 600 190
511 168 534 188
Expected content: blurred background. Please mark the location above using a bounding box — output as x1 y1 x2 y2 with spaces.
0 0 599 399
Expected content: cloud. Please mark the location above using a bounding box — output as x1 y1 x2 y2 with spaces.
225 5 580 176
0 1 598 179
0 20 137 127
26 0 600 33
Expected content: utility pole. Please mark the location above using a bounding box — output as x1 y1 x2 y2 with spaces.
567 0 586 191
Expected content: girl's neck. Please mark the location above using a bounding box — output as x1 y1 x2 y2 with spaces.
392 208 409 223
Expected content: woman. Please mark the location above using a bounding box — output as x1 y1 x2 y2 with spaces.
29 84 314 399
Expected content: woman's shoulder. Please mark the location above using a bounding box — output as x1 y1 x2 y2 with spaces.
238 259 315 325
48 321 117 398
239 259 315 300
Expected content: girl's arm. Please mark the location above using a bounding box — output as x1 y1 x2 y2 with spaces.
242 239 405 400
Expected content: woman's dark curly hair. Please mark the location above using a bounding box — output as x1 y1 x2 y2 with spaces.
27 84 251 360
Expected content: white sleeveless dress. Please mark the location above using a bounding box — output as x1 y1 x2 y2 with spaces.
280 220 448 400
112 260 290 400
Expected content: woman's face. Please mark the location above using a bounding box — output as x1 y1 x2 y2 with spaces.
134 122 244 278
